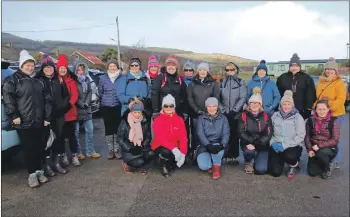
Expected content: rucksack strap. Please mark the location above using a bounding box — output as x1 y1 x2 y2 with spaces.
241 112 247 127
161 73 182 88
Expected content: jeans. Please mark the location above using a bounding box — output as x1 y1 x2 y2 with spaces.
333 115 345 164
75 119 96 155
243 149 269 175
197 150 224 171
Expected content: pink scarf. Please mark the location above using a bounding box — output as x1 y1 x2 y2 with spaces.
313 111 332 132
127 113 143 146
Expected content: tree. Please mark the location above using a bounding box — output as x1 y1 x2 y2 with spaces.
339 60 350 67
100 48 117 63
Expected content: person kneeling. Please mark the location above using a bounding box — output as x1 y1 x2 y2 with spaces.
306 99 340 179
152 94 188 178
196 97 229 180
118 99 155 174
238 87 272 175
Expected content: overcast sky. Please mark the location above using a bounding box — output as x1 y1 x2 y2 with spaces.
2 1 349 62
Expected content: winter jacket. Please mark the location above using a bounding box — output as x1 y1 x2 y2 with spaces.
151 112 188 155
187 74 220 117
315 75 347 117
270 108 306 150
145 70 159 85
151 72 188 115
237 111 273 151
247 75 281 116
98 73 121 107
75 63 93 121
305 114 340 152
219 75 247 114
196 112 230 156
2 70 52 129
116 71 152 115
276 71 316 118
117 111 152 163
59 73 78 122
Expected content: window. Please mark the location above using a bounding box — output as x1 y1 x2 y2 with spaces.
269 65 274 71
318 64 324 69
278 65 285 71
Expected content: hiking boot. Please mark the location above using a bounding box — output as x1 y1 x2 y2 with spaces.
107 151 115 160
122 161 133 174
161 165 170 178
159 154 170 177
212 165 221 180
53 155 68 174
35 170 48 183
330 163 340 170
224 158 239 165
77 153 86 160
72 156 81 166
28 173 40 188
287 167 297 179
244 162 254 174
60 153 70 167
87 153 101 159
321 166 332 179
113 134 122 160
139 168 147 175
114 151 122 160
44 157 56 177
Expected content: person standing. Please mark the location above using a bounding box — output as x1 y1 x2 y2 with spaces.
182 60 196 87
2 50 52 187
219 62 247 165
145 55 160 84
277 53 316 119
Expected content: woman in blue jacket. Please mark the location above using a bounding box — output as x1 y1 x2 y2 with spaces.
247 60 280 116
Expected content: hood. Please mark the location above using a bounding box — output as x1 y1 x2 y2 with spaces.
226 62 241 75
74 61 89 76
252 74 270 82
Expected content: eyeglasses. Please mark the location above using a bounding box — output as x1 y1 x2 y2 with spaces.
163 104 174 108
225 68 236 72
130 64 139 67
184 69 194 72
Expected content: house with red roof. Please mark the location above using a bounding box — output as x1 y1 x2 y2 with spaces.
69 49 105 70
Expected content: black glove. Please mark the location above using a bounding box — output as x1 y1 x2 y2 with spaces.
206 144 217 154
182 113 188 121
253 138 262 146
302 109 312 120
197 110 205 116
130 145 142 155
215 144 225 153
229 110 238 118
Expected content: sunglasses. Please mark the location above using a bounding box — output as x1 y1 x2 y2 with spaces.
163 104 174 108
184 69 194 72
130 64 139 67
225 68 236 72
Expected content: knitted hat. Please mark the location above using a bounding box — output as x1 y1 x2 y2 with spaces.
162 94 176 108
129 103 144 112
324 57 338 71
205 97 218 107
289 53 301 67
40 53 55 70
19 50 35 69
56 54 68 70
280 90 294 106
197 62 210 72
148 55 160 70
106 58 119 69
183 60 196 71
256 60 268 74
248 87 263 105
129 57 142 69
165 55 179 67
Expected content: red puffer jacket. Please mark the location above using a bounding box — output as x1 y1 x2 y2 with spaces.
59 74 78 122
151 112 188 155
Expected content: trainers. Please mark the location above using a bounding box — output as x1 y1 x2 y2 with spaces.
28 173 40 188
114 151 122 160
35 170 48 183
330 163 340 170
321 166 332 179
60 153 70 167
77 154 86 160
122 161 133 174
72 156 81 166
212 165 221 180
87 153 101 159
107 151 115 160
287 167 297 179
244 162 254 174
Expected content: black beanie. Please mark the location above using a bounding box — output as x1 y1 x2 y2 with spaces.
289 53 301 67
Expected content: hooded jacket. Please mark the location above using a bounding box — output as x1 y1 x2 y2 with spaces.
74 62 93 121
59 72 78 122
247 74 280 116
219 74 247 114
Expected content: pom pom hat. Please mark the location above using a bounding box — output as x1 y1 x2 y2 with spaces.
280 90 294 106
248 87 263 105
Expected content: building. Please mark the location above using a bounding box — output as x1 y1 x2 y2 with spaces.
254 59 348 77
69 50 105 70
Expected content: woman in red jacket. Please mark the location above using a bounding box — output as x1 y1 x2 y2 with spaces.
152 94 188 177
56 55 80 167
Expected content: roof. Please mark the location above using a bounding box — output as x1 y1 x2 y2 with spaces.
73 50 105 65
268 59 347 65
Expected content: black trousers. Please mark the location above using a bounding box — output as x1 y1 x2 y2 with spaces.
307 147 337 177
185 117 192 156
268 146 303 177
44 116 65 157
127 150 155 169
101 105 122 136
224 114 239 159
58 121 78 154
17 128 45 174
154 147 176 168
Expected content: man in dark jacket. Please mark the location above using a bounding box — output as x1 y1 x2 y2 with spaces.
277 53 316 119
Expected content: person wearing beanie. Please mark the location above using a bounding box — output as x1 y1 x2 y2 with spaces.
152 94 188 177
182 59 196 87
219 61 247 165
99 58 123 160
146 55 160 83
277 53 316 120
116 57 152 117
306 99 340 179
196 97 229 179
36 53 71 176
2 50 52 188
117 98 155 174
314 57 346 170
247 60 281 116
187 61 220 159
268 90 306 179
55 54 80 167
237 87 272 175
151 55 188 121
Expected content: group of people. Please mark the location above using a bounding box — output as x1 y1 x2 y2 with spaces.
1 50 347 188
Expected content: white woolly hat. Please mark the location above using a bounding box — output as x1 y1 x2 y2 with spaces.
19 50 35 69
248 87 263 105
280 90 294 106
162 94 176 108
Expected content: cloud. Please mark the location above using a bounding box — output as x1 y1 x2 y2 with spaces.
158 1 349 61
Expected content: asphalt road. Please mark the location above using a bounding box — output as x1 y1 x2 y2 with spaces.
1 115 349 217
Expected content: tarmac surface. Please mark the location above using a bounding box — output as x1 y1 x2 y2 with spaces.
1 115 349 217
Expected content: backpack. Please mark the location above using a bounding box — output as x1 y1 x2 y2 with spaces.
241 112 271 135
160 73 182 88
220 77 242 89
307 116 337 138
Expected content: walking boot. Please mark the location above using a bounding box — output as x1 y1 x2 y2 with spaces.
44 156 56 177
113 134 122 160
60 153 70 167
72 155 81 166
106 135 115 160
53 154 68 174
212 165 221 180
159 154 170 178
28 173 40 188
35 170 48 183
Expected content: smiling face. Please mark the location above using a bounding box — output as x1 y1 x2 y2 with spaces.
325 68 336 79
166 64 177 75
225 64 237 76
257 69 266 78
108 63 118 73
58 66 68 77
21 61 35 75
163 104 175 115
281 102 293 113
315 103 329 118
150 66 159 74
132 111 142 120
249 102 261 113
43 65 54 78
76 65 85 76
290 64 300 74
198 68 208 79
130 62 140 74
184 68 194 77
207 104 218 116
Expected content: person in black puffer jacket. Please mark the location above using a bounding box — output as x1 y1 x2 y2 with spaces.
238 87 273 175
2 50 52 188
117 99 155 174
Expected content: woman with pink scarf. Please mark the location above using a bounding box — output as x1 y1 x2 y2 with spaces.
117 98 155 174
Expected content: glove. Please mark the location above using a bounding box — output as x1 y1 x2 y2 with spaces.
172 148 182 162
302 109 312 119
214 144 225 154
271 142 284 153
253 138 262 146
152 112 160 119
130 145 142 155
197 110 205 116
206 143 217 154
176 153 186 168
182 113 188 121
229 110 238 118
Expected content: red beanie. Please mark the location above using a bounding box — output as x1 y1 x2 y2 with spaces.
165 55 179 68
56 54 68 70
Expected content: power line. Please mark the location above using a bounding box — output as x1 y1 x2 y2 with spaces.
4 23 115 33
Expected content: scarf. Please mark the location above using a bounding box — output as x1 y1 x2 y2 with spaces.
107 70 120 83
78 75 88 92
279 107 298 120
313 111 332 132
127 112 143 146
147 70 159 79
130 71 142 79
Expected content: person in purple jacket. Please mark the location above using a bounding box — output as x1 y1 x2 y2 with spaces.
98 59 123 160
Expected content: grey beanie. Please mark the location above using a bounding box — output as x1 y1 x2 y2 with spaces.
205 97 218 107
162 94 176 108
106 58 119 69
197 62 210 72
183 60 196 71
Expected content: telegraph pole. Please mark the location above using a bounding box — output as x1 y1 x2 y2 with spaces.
346 42 349 62
116 16 121 68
